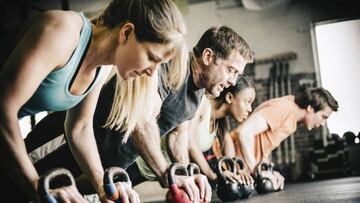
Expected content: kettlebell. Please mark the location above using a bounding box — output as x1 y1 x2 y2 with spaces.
216 156 242 202
166 163 191 203
254 162 275 194
38 168 76 203
103 167 132 202
232 157 254 199
187 163 209 203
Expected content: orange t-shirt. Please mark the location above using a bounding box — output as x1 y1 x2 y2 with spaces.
212 137 222 158
231 95 297 164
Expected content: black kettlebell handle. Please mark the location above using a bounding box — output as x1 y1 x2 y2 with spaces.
217 156 235 183
103 167 132 201
256 162 273 176
187 163 200 176
269 163 274 171
232 157 245 174
38 168 75 203
168 163 189 186
104 167 131 186
254 162 277 194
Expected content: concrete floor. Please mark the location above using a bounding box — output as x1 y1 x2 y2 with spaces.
136 176 360 203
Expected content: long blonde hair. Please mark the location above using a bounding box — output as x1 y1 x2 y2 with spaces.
98 0 188 142
105 71 159 143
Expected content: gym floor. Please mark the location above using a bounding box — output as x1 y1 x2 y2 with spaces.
136 176 360 203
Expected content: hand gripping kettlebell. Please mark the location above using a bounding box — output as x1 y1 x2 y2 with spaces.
103 167 132 202
232 157 254 199
254 162 275 194
187 163 209 203
166 163 192 203
216 156 242 202
38 168 76 203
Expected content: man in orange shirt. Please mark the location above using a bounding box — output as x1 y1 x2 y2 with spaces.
232 87 338 190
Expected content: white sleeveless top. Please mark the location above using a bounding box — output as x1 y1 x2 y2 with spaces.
195 97 218 152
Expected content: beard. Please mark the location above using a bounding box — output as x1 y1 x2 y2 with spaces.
200 71 222 96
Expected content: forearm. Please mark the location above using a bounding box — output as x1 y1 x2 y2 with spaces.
132 120 169 186
0 112 39 200
189 141 216 181
64 124 104 190
237 129 256 173
168 125 190 163
223 133 236 158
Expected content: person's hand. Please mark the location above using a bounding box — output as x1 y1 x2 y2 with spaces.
222 170 254 186
47 185 88 203
273 170 285 190
222 170 240 183
259 170 284 191
98 182 140 203
193 174 212 202
175 175 200 202
236 170 254 186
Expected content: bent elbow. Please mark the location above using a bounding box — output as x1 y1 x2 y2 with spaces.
236 128 251 143
65 119 92 139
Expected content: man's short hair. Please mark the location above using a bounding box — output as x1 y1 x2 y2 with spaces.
295 87 338 112
193 26 253 63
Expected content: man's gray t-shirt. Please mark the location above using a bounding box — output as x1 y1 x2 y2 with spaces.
157 63 205 136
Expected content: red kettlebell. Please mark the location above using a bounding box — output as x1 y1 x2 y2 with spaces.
38 168 75 203
187 163 209 203
103 167 132 202
165 163 191 203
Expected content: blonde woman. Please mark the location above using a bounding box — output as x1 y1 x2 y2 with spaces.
0 0 187 202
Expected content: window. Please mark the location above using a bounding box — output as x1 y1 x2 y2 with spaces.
312 18 360 136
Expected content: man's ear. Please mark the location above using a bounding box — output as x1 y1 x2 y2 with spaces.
201 48 214 65
118 22 135 44
225 92 233 104
306 105 314 113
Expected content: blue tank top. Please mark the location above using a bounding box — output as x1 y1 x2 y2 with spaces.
18 13 103 118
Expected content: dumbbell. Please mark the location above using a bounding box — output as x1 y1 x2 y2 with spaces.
165 163 192 203
187 163 209 203
216 156 242 202
38 168 76 203
103 167 132 202
232 157 254 199
254 162 276 194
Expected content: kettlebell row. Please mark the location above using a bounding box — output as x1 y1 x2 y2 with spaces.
38 167 132 203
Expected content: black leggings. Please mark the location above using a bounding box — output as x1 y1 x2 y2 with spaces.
126 162 148 187
203 148 219 174
25 111 66 152
34 144 83 177
25 111 84 177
